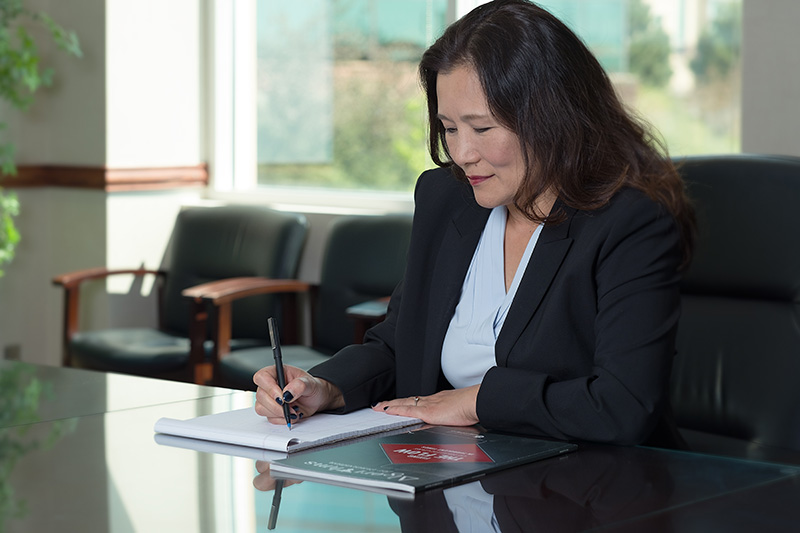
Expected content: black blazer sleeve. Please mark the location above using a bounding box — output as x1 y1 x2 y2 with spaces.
311 167 683 446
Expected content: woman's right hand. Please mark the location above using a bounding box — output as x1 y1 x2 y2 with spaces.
253 365 344 424
253 461 303 492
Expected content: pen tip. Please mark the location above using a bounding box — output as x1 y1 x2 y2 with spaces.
288 422 292 431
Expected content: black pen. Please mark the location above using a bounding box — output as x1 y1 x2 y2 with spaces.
267 478 284 530
268 317 292 430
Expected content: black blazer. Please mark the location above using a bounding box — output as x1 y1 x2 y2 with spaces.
312 167 685 447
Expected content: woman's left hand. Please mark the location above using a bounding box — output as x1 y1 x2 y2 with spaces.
374 385 480 426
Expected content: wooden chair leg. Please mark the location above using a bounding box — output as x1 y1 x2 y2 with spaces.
189 299 213 385
61 286 81 367
281 293 301 344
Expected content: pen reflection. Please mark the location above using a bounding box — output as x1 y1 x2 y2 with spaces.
254 461 304 530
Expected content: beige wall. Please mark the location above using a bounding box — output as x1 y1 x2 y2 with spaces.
105 0 204 167
740 0 800 155
12 0 106 166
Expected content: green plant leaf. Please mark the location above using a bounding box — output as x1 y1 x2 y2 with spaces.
0 139 17 175
38 12 82 58
0 187 20 276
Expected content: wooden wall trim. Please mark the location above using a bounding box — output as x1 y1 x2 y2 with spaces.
2 164 209 192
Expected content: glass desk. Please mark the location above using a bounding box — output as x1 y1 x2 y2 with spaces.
0 360 248 423
2 361 799 532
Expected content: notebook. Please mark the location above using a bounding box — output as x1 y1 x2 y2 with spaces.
153 407 423 453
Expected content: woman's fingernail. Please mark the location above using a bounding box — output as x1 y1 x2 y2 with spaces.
275 397 283 406
383 405 389 411
289 413 298 420
298 412 304 419
292 405 300 412
283 391 294 402
370 403 378 408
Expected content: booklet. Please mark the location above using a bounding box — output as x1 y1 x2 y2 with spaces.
153 407 423 453
269 425 577 495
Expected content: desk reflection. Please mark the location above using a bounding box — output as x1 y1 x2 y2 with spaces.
392 447 673 532
254 446 673 532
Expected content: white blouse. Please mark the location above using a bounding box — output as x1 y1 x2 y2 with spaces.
441 206 543 389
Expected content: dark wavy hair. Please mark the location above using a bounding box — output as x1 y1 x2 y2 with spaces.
419 0 695 267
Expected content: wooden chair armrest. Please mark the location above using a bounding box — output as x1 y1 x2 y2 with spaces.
53 266 165 289
182 277 311 385
52 266 166 367
182 277 310 305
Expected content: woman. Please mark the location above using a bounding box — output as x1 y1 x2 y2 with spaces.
254 0 695 447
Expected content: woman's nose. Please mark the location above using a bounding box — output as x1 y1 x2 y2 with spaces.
449 136 479 167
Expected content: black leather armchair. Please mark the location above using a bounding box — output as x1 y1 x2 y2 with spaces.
671 154 800 464
186 213 413 391
53 205 308 384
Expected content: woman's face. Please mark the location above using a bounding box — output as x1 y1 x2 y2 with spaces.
436 64 526 212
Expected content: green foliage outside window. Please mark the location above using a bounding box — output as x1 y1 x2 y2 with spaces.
256 0 442 192
627 0 671 87
0 0 81 277
324 61 429 190
687 3 742 143
691 3 741 85
257 60 431 192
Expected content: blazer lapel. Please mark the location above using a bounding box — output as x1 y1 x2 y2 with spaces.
495 205 576 365
422 197 490 392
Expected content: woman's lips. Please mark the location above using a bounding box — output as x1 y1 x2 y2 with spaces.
467 175 492 186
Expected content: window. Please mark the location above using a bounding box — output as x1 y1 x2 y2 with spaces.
212 0 741 204
538 0 742 155
256 0 448 194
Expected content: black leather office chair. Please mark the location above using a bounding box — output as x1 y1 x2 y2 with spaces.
671 154 800 465
188 213 413 391
53 205 308 384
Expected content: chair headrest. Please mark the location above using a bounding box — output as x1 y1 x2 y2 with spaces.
676 154 800 302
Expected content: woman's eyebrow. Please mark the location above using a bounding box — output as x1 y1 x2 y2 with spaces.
437 113 491 122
